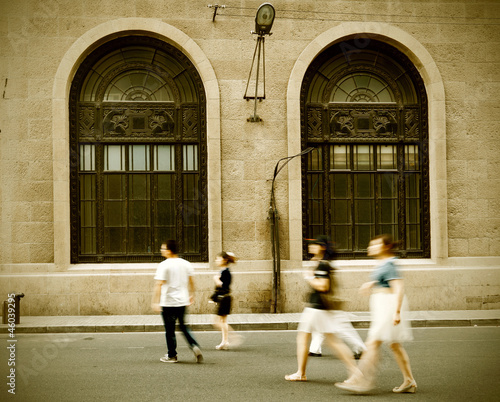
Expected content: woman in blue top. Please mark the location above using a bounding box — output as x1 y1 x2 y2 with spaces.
285 236 362 382
336 234 416 394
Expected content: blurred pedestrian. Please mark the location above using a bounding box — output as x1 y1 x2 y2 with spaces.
151 240 203 363
335 234 416 394
285 236 362 382
211 251 242 350
308 248 366 359
308 315 366 359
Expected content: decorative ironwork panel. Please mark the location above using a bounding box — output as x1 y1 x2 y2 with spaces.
404 107 420 139
150 110 175 137
328 106 398 139
101 103 176 139
78 105 96 138
182 106 199 140
102 107 129 136
307 106 323 140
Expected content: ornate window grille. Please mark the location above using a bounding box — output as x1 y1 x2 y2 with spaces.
301 39 430 259
70 37 208 262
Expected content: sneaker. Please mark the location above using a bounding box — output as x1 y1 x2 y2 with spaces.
308 352 322 357
160 355 178 363
192 346 203 363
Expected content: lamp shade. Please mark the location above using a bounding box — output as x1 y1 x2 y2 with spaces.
255 3 275 35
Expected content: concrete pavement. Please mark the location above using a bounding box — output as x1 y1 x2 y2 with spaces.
1 310 499 333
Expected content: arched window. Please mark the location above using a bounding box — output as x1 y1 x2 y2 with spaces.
301 39 430 258
70 36 208 262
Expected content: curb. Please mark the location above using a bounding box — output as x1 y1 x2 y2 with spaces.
1 318 498 334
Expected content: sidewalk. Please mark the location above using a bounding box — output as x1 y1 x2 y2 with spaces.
1 310 499 334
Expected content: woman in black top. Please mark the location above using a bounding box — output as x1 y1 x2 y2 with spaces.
213 251 238 350
285 236 362 382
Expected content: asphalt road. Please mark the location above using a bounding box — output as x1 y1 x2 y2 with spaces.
1 327 499 401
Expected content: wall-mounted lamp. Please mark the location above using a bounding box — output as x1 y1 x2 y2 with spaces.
243 3 275 122
254 3 275 35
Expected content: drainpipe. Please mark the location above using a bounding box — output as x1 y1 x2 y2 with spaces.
269 147 314 313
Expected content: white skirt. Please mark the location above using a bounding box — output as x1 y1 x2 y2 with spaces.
367 292 413 343
297 307 349 334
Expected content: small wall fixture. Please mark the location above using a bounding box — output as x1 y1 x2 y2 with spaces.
244 3 275 122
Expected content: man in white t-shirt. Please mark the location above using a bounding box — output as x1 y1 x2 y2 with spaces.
152 240 203 363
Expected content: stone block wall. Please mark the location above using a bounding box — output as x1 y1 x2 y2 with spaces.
0 0 499 315
1 261 499 316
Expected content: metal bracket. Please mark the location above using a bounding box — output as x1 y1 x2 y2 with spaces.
208 4 226 22
244 35 267 123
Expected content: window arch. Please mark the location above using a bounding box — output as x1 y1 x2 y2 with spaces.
70 36 208 262
301 39 430 258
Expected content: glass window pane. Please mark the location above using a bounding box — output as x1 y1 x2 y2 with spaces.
104 175 124 200
339 77 356 95
376 88 393 103
354 145 374 170
104 201 124 226
80 201 95 227
353 74 370 88
79 144 95 171
406 174 421 198
355 225 374 250
80 228 96 254
79 175 96 200
380 199 397 223
129 145 150 171
104 227 126 253
406 199 421 223
183 174 198 202
129 175 148 200
377 145 397 170
158 174 175 199
183 174 200 253
308 173 323 228
406 224 421 249
331 173 350 198
380 224 398 241
356 200 374 223
379 174 397 198
333 200 350 222
183 145 198 171
129 201 148 225
333 226 351 250
308 148 323 171
156 200 175 226
154 145 175 171
128 228 149 253
331 73 396 103
331 145 350 170
405 145 420 170
354 174 374 198
155 174 176 251
104 145 126 171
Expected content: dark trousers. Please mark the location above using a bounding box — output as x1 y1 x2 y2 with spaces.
161 306 199 358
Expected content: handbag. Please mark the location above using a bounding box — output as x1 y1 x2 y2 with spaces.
319 273 344 310
210 288 229 303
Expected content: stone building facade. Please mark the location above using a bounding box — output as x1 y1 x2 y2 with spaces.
1 0 499 316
